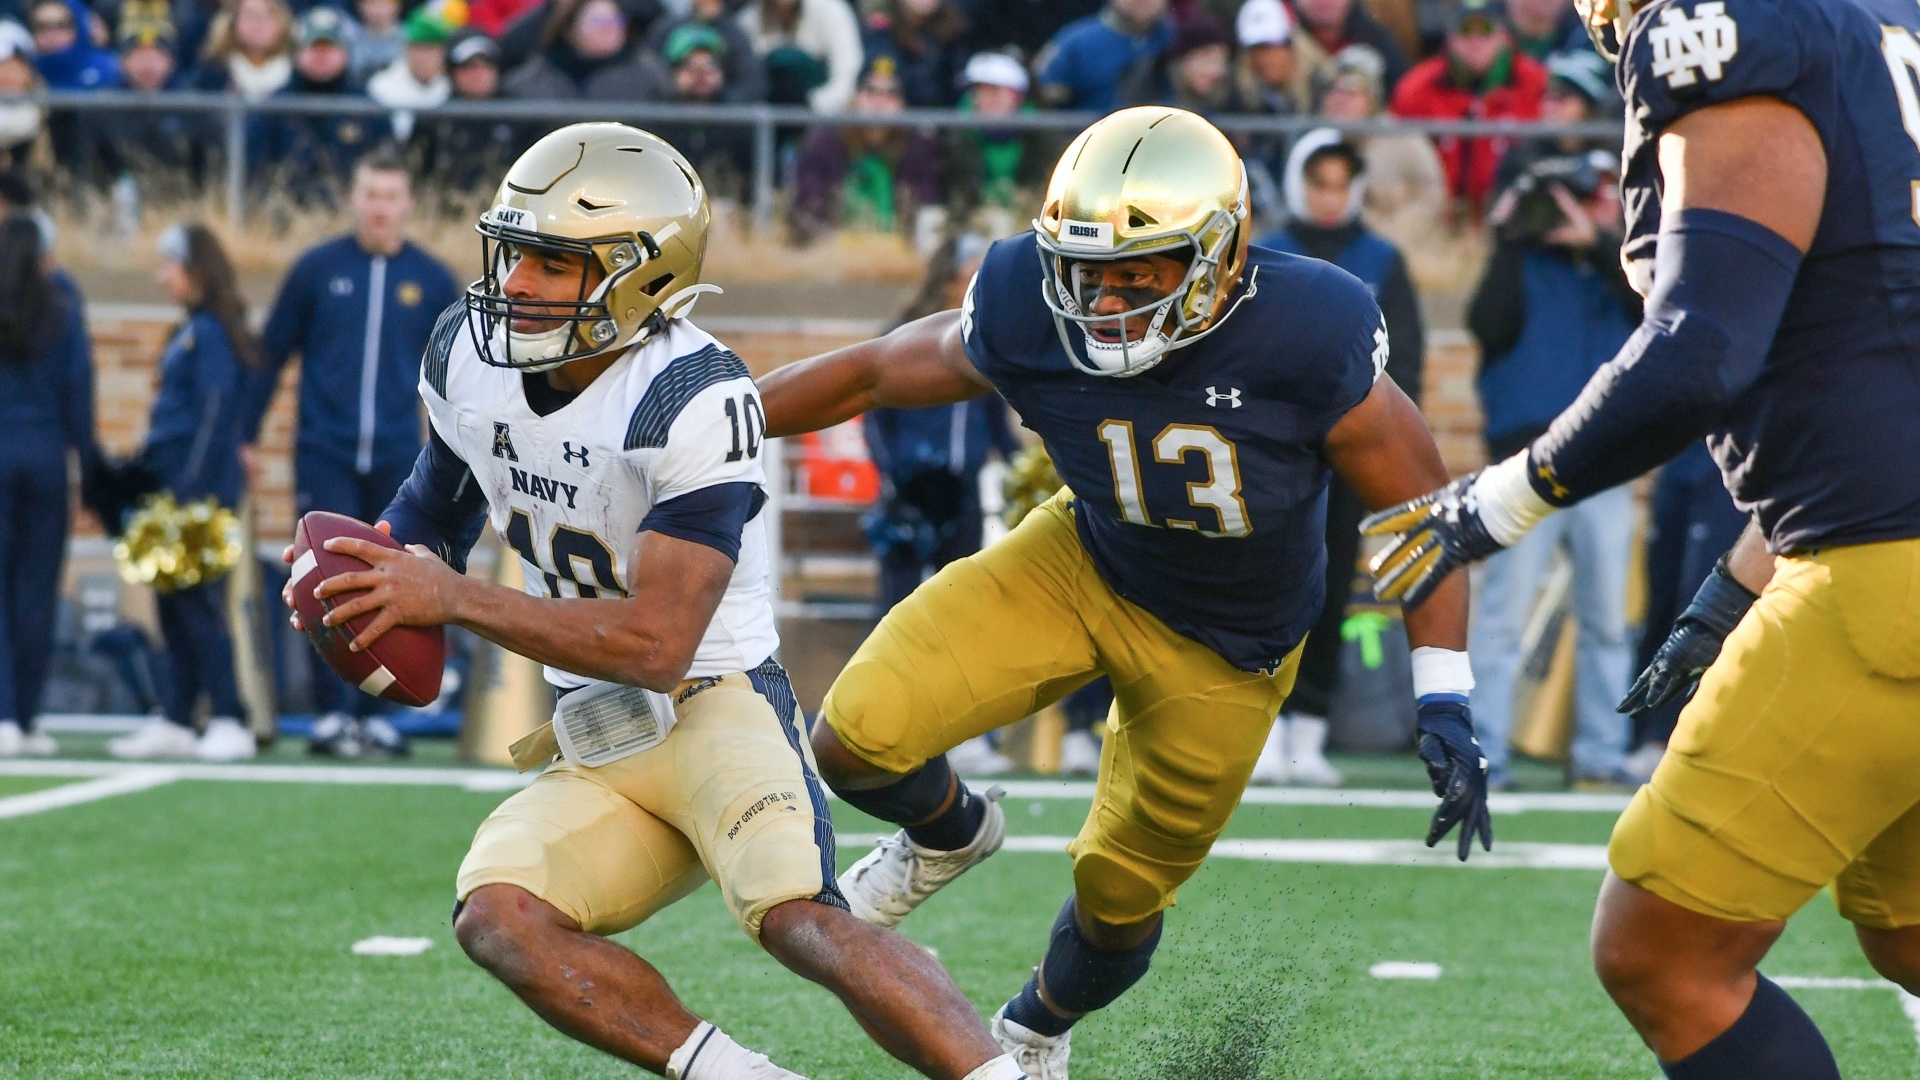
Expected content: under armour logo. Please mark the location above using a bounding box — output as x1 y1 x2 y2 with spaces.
1206 386 1242 408
328 276 354 296
492 422 519 461
562 442 591 468
1648 1 1738 88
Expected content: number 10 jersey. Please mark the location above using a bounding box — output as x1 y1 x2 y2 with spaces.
420 313 779 689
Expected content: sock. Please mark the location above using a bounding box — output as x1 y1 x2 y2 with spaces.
835 754 955 826
1660 975 1840 1079
1003 896 1163 1038
903 776 987 851
667 1021 807 1079
959 1054 1027 1080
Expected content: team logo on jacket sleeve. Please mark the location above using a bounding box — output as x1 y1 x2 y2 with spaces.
1649 1 1739 88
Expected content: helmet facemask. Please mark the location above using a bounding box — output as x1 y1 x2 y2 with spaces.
466 214 664 373
1572 0 1626 61
1035 202 1246 378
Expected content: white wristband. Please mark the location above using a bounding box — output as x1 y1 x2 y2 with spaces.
1472 451 1555 547
1411 647 1475 699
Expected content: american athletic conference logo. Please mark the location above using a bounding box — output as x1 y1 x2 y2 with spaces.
1648 1 1739 88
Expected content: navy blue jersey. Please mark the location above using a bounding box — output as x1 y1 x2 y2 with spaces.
1620 0 1920 551
962 233 1384 673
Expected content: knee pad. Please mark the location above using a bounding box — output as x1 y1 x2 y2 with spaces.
1040 896 1163 1015
833 754 954 826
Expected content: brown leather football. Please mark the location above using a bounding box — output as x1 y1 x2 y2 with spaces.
288 512 445 708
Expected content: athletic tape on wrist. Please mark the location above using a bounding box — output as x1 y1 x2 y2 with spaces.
1472 451 1554 547
1412 647 1474 700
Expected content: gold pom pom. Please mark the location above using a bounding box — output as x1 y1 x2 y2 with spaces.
1000 444 1063 529
113 494 244 594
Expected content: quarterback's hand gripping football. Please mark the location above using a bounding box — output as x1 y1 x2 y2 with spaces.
1416 697 1493 861
1361 473 1507 609
306 529 468 652
1617 554 1758 717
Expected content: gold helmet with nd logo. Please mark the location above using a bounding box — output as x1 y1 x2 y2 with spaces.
466 122 715 371
1034 105 1252 377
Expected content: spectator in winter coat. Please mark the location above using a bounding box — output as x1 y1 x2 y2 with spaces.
1250 129 1423 789
1313 43 1444 248
940 50 1054 224
367 9 451 142
641 0 765 103
649 23 756 195
237 150 458 758
416 30 529 191
91 15 214 195
503 0 672 101
736 0 862 110
860 0 967 108
961 0 1097 67
1506 0 1583 58
1490 48 1618 195
790 56 941 241
495 0 662 70
1292 0 1407 89
1033 0 1173 111
28 0 116 88
1118 12 1247 116
347 0 402 81
250 6 388 200
1389 0 1546 215
0 23 49 173
105 224 261 764
468 0 543 38
1233 0 1302 222
185 0 291 100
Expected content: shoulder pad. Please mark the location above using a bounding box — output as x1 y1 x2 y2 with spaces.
624 343 751 451
1623 0 1803 131
422 300 468 400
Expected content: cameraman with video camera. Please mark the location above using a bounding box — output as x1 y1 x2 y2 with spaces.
1464 48 1643 791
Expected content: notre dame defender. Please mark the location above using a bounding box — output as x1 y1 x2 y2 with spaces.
756 106 1487 1077
1360 0 1920 1074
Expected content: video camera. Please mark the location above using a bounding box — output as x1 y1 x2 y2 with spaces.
1497 149 1621 244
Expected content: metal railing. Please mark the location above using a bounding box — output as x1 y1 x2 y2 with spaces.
39 89 1623 233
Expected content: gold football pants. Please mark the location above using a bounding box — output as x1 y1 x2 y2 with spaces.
822 491 1302 926
1610 537 1920 927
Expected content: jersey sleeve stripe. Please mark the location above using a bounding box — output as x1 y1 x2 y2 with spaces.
422 300 469 399
623 344 752 450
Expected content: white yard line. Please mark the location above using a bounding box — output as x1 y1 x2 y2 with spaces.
0 767 179 820
1769 976 1920 1053
0 761 1633 810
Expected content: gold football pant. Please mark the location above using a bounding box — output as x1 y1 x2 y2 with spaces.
1610 537 1920 927
822 491 1302 926
456 662 842 939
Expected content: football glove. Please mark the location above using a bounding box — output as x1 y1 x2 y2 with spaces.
1416 697 1492 862
1361 472 1507 609
1617 554 1758 717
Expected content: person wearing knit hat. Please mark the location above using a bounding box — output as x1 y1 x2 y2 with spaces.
1117 11 1248 114
646 17 755 190
367 7 452 140
116 10 176 90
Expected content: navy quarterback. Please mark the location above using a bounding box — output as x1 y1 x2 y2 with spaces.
284 124 1029 1080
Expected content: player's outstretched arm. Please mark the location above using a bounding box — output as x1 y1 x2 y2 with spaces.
757 310 993 437
1362 98 1825 608
311 527 734 693
1326 377 1490 860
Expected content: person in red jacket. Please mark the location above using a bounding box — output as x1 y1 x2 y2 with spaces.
1388 0 1545 217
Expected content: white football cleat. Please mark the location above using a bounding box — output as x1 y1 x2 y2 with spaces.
19 728 57 757
947 734 1015 778
1057 730 1100 777
1248 719 1289 785
0 720 22 757
108 717 201 760
1285 714 1344 787
195 717 257 762
992 1006 1070 1080
839 784 1005 928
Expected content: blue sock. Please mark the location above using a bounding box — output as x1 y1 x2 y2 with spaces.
902 775 987 851
1003 897 1162 1038
1660 975 1839 1079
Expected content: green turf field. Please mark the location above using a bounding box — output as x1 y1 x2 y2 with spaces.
1 752 1914 1079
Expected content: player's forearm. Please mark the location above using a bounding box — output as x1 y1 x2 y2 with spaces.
1725 519 1775 594
758 343 887 438
759 312 986 436
446 581 696 691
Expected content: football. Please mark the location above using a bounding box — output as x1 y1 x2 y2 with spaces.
288 511 446 708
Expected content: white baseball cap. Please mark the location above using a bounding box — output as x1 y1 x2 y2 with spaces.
1236 0 1293 47
0 20 36 61
963 51 1030 94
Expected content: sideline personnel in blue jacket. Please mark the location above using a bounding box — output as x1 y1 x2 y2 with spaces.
0 212 96 759
237 149 457 757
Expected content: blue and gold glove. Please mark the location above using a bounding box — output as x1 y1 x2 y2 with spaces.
1618 554 1757 717
1363 453 1557 609
1416 696 1492 861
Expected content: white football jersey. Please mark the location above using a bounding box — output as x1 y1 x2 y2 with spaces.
421 310 778 688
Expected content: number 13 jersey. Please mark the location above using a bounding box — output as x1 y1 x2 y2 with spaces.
420 312 778 689
1620 0 1920 553
962 232 1386 675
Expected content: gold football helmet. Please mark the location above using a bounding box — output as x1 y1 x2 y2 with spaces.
1034 106 1252 377
467 122 714 371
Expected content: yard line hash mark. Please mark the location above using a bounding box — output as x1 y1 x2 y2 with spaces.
0 767 178 819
